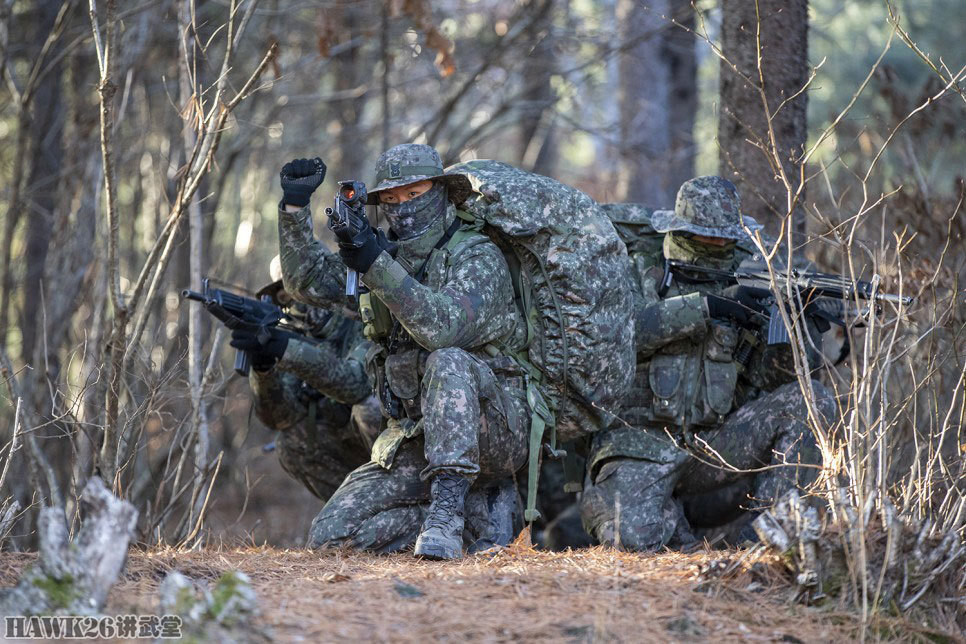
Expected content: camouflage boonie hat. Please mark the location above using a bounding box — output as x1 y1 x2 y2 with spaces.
650 176 762 241
366 143 472 205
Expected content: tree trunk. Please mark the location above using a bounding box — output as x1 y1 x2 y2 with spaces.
334 3 367 180
517 0 558 177
21 0 65 365
719 0 809 235
616 0 671 205
178 0 210 529
665 0 697 195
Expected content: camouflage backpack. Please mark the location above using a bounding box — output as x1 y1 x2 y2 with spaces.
447 160 636 520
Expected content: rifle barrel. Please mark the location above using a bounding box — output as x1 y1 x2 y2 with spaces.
181 289 206 303
876 292 914 305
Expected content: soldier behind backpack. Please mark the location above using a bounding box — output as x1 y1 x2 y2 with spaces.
582 176 836 550
232 259 381 502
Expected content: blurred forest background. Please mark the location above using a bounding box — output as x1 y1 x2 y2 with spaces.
0 0 962 555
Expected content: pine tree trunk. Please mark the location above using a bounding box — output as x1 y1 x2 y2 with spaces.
616 0 671 205
21 0 65 365
719 0 809 234
335 3 367 180
665 0 697 195
518 0 558 177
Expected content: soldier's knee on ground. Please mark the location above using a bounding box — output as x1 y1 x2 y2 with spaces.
309 505 424 553
306 446 431 551
771 379 836 426
307 507 354 549
579 458 681 551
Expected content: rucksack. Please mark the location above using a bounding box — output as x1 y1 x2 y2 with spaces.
447 160 636 520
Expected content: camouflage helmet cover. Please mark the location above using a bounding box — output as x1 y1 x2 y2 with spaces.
365 143 472 205
650 176 763 241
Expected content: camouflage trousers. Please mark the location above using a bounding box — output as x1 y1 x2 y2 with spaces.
308 347 530 551
275 396 382 502
581 380 834 551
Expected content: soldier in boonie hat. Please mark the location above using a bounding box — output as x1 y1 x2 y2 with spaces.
366 143 473 241
651 176 764 269
650 176 762 242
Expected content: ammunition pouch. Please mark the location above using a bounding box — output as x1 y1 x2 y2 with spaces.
647 322 740 429
697 323 738 425
384 348 426 420
649 353 686 423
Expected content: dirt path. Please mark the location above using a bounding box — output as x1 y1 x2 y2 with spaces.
0 543 952 642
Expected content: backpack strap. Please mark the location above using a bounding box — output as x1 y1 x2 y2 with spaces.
449 210 562 523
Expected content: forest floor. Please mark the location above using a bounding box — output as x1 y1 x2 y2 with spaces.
1 536 957 643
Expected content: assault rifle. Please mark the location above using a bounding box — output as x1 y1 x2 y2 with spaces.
660 259 913 347
325 180 370 297
181 278 302 377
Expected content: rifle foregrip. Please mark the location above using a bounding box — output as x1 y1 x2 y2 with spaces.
234 350 251 377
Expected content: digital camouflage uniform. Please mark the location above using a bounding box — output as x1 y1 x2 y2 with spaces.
581 177 834 550
249 292 382 501
278 144 531 554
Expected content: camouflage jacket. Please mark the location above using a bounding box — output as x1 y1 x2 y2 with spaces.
249 325 371 432
278 204 527 419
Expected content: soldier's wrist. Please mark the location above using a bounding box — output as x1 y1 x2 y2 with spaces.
278 199 311 217
360 251 400 289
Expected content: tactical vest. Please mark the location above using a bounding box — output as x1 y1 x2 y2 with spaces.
358 217 501 423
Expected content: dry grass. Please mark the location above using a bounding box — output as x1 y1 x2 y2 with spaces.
3 539 958 643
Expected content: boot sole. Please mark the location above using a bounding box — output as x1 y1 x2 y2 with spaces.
414 542 462 560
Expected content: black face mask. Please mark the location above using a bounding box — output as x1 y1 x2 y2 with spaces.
377 182 448 240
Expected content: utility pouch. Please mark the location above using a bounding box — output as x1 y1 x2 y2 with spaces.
697 323 739 425
622 363 654 428
649 353 686 422
384 349 424 420
359 292 393 340
707 323 738 362
366 343 401 419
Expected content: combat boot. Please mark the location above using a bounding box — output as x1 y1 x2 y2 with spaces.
414 472 471 560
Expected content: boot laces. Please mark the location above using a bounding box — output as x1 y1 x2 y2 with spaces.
425 476 465 531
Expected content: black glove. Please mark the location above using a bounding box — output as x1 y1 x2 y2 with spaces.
706 294 762 327
338 226 397 273
279 157 326 208
721 285 770 315
229 326 296 372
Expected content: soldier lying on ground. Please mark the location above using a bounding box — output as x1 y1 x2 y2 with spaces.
581 176 836 550
230 260 381 502
275 145 533 559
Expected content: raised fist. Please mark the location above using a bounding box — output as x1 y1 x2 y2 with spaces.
279 157 327 208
